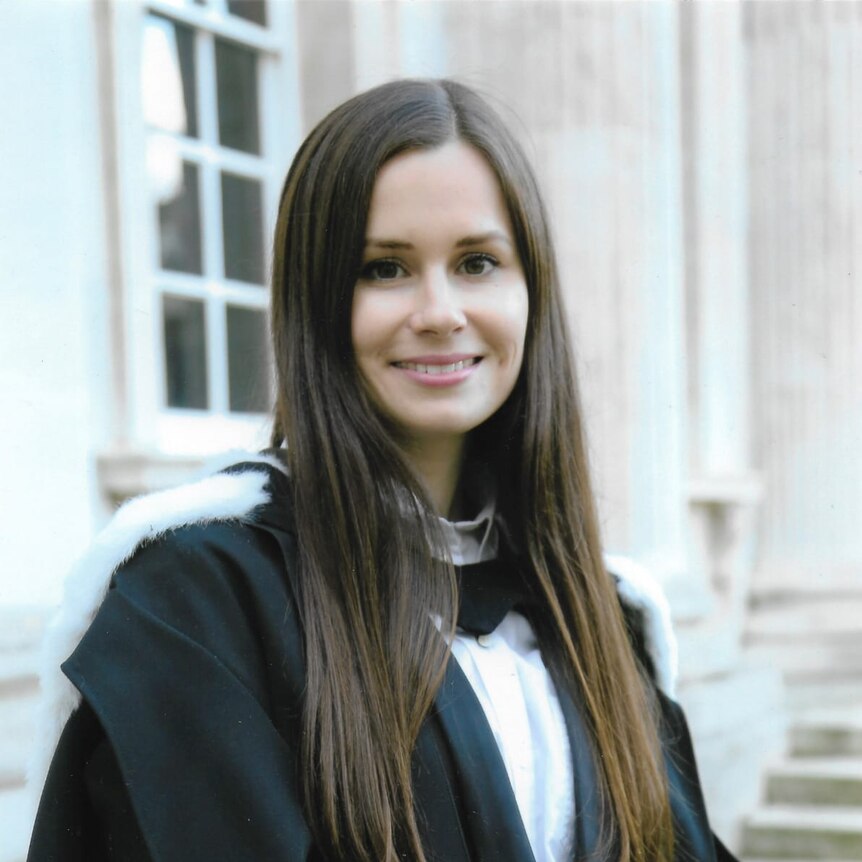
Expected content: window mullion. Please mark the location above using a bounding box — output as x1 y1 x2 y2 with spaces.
208 293 229 414
197 28 222 279
195 25 228 415
196 25 219 161
163 137 266 178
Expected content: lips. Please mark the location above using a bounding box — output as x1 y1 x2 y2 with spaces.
389 355 483 388
392 357 480 375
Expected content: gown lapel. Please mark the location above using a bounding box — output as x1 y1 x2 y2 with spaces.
408 548 613 862
425 656 537 862
424 641 621 862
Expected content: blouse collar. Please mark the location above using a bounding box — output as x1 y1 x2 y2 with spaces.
437 497 499 566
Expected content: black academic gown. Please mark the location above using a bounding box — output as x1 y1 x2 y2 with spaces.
28 462 738 862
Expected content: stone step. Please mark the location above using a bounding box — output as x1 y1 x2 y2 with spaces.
766 757 862 806
746 596 862 685
746 639 862 677
741 805 862 858
784 678 862 714
791 710 862 758
747 596 862 640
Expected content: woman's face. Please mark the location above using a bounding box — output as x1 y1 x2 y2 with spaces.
351 141 529 451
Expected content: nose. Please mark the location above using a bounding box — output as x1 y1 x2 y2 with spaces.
409 268 467 336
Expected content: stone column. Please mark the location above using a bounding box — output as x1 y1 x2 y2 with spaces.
625 2 694 613
680 1 762 639
676 7 784 841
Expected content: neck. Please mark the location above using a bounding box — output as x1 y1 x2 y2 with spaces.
401 435 466 517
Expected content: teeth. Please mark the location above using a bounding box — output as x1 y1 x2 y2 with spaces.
396 358 477 374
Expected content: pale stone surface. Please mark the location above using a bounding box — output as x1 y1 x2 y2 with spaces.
0 784 30 862
296 0 356 130
679 665 787 847
792 712 862 758
742 805 862 858
746 2 862 595
766 757 862 806
0 0 108 607
741 705 862 858
0 689 38 788
0 641 37 862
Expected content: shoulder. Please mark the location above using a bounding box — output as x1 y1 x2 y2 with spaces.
44 449 292 684
604 553 678 698
29 450 295 801
104 518 292 650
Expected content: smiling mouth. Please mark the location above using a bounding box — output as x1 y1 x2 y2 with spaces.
392 358 481 375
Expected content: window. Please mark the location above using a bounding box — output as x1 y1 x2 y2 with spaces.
143 5 270 417
108 0 300 461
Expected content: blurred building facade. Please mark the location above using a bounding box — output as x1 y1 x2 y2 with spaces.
1 1 861 858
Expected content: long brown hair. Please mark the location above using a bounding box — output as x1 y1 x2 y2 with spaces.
271 79 673 861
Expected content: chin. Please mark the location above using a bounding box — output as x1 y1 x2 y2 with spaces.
400 416 489 442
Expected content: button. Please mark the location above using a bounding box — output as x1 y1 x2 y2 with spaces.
477 634 493 648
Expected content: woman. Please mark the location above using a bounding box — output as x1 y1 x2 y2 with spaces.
28 79 736 861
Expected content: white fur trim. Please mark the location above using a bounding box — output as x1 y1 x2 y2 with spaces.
27 457 283 806
28 460 677 810
603 553 678 698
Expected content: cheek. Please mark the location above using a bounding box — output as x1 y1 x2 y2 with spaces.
351 289 405 359
507 295 529 384
481 278 527 321
497 289 529 361
350 292 377 358
349 299 383 402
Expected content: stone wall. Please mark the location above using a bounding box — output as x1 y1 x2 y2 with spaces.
744 1 862 709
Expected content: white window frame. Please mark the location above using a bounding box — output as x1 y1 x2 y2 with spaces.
108 0 301 461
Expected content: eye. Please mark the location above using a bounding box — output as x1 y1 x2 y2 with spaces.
459 253 498 277
359 258 407 281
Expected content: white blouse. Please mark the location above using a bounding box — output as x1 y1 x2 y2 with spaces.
440 504 574 862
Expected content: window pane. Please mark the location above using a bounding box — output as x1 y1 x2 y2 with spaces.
227 305 270 412
227 0 267 27
215 38 260 154
221 172 264 284
158 160 203 274
163 296 208 409
142 15 198 138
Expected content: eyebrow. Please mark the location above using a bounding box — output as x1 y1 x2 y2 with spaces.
364 231 513 250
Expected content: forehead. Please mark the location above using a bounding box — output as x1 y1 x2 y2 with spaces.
366 141 511 235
